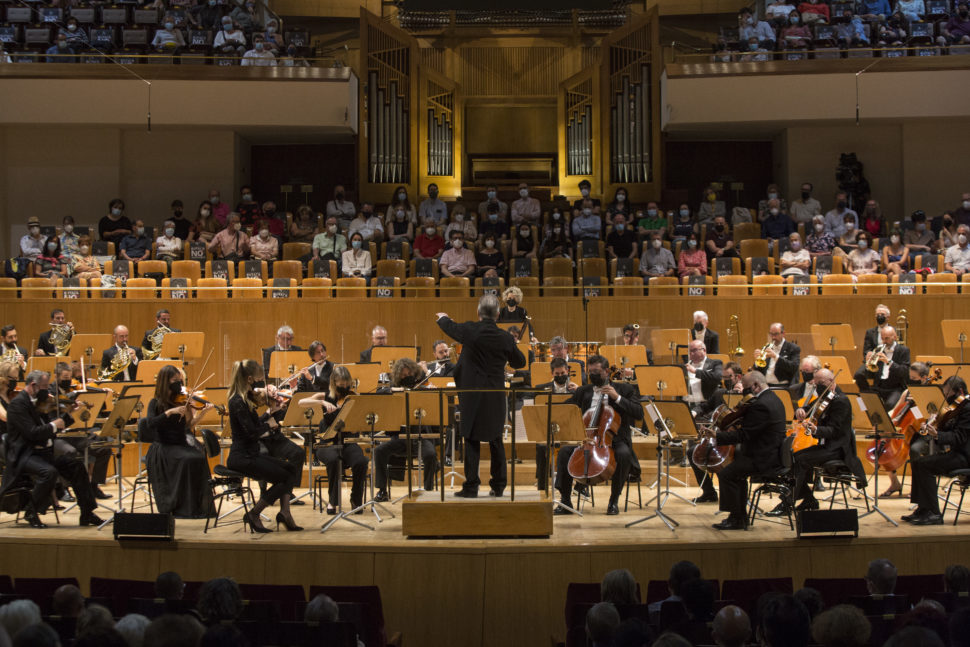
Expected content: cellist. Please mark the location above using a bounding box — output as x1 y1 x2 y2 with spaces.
905 376 970 526
557 355 643 516
879 361 932 498
687 361 744 506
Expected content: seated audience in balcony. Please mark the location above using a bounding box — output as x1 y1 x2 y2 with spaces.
712 41 736 62
414 223 445 260
441 205 472 242
348 203 384 244
945 225 970 275
259 202 285 237
387 202 415 244
259 19 283 54
766 0 798 26
386 185 417 225
739 37 772 61
781 13 813 48
512 223 537 260
761 199 795 245
940 212 959 248
839 214 863 251
780 232 811 277
33 236 68 284
738 7 778 48
120 220 152 264
208 189 230 225
20 216 45 262
231 0 262 33
790 182 821 225
705 216 737 261
876 12 907 46
478 184 508 221
325 185 356 232
61 17 89 47
572 200 602 241
512 183 542 226
860 200 884 237
847 232 881 278
475 234 505 276
72 236 102 282
605 187 632 222
208 212 249 261
481 202 511 241
807 215 837 258
641 233 676 278
637 202 667 239
193 200 220 244
859 0 893 21
100 198 133 247
953 191 970 228
188 0 225 30
671 205 696 244
758 186 787 222
697 186 725 228
169 199 192 240
882 229 909 275
539 223 571 262
824 192 858 239
342 232 372 281
835 8 870 46
798 0 830 24
905 210 937 256
313 216 347 265
896 0 925 23
440 231 476 278
152 16 186 52
289 205 318 244
46 33 77 63
572 179 600 211
250 220 279 264
418 183 448 227
155 220 183 269
607 213 638 261
60 215 80 259
213 17 247 56
542 206 567 238
678 234 708 278
242 34 276 66
236 186 261 228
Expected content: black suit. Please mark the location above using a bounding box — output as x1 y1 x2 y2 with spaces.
715 388 787 520
37 331 56 356
561 382 644 505
261 345 305 382
0 390 95 516
296 361 333 393
792 388 866 502
437 316 526 493
359 347 376 364
853 344 910 408
100 345 142 382
685 358 723 407
691 328 719 355
862 326 882 357
226 394 301 505
140 326 181 355
754 340 801 386
426 359 456 379
910 404 970 515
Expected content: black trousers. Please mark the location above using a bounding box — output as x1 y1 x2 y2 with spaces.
56 437 111 485
556 440 635 505
227 452 300 505
911 451 969 515
792 445 841 502
534 443 581 493
717 454 761 520
374 437 437 491
315 443 368 507
261 433 305 496
20 449 96 515
688 439 718 498
853 369 902 409
463 437 506 492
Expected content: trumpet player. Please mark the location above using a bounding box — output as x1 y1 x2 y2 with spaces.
101 325 141 382
1 325 28 374
753 323 800 387
853 326 910 408
36 309 74 356
140 309 180 358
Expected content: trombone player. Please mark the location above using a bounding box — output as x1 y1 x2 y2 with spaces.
853 326 910 408
752 323 800 387
36 309 74 357
141 309 180 360
100 325 141 382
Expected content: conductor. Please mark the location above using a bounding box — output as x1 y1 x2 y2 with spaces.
437 295 527 497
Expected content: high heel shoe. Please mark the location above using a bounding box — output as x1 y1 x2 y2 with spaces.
276 512 303 531
880 485 903 498
244 510 271 534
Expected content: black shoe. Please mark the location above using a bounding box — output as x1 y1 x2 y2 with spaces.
912 511 944 526
795 498 819 511
606 502 620 516
902 509 923 523
291 499 306 506
350 499 363 515
326 505 337 516
23 509 47 529
488 489 504 497
244 510 271 534
52 502 65 511
93 487 112 500
275 512 303 531
765 503 790 517
454 489 478 499
554 505 575 516
814 477 826 492
59 491 75 503
712 516 746 530
444 457 453 467
79 511 104 527
374 489 389 502
693 492 718 504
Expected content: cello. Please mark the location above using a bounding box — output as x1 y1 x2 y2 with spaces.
567 390 620 485
691 395 753 474
867 367 942 470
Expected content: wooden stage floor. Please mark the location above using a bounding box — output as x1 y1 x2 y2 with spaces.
2 481 969 647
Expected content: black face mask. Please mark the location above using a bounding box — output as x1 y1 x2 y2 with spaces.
36 388 49 402
741 387 752 396
335 386 352 398
801 191 811 200
947 393 961 405
723 379 735 390
693 322 704 332
253 380 266 390
506 299 517 308
801 371 815 383
336 192 345 201
837 201 847 210
553 374 569 386
58 380 72 391
875 315 888 326
589 372 607 388
714 224 725 232
174 210 183 217
399 375 417 388
170 381 183 395
6 379 16 394
908 379 921 386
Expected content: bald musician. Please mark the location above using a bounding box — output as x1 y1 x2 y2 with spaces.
100 325 141 382
853 325 910 408
753 323 800 386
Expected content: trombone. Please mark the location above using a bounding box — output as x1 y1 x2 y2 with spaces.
896 309 908 347
726 314 744 358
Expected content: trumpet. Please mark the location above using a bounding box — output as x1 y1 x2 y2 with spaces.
866 344 886 372
754 342 772 369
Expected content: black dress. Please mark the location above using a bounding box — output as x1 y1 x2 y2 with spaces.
144 398 215 519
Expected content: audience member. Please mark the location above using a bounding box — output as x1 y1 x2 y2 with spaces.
572 179 601 210
877 11 908 47
835 7 870 46
199 624 247 647
780 232 810 277
794 587 825 620
585 602 620 647
511 183 542 226
539 224 571 262
168 200 192 240
155 571 185 600
861 200 884 237
446 205 477 242
740 37 772 61
671 204 696 243
672 578 716 643
413 223 444 259
811 604 871 647
75 626 127 647
342 232 372 281
77 604 114 637
905 210 937 258
757 185 788 222
945 225 970 275
230 0 261 32
858 0 892 21
611 618 654 647
938 2 970 45
865 558 898 595
0 600 41 639
606 187 633 221
250 220 279 264
480 202 510 240
798 0 830 23
637 202 667 238
259 202 285 237
440 231 476 278
899 601 949 645
207 213 249 261
235 186 260 228
847 232 880 278
705 216 736 261
512 223 536 259
950 607 970 647
884 625 945 647
10 623 56 647
945 564 970 593
51 584 85 618
544 206 568 238
326 185 356 232
781 12 813 47
193 201 220 243
758 594 811 647
606 214 637 261
839 214 862 251
144 614 204 647
738 7 777 47
882 229 910 276
807 215 837 258
32 236 67 284
418 183 448 226
766 0 797 24
652 631 692 647
208 189 230 225
678 233 707 278
952 191 970 227
940 212 959 249
259 18 283 54
151 16 186 52
641 233 676 278
289 205 318 244
824 192 858 239
19 216 45 262
790 182 822 224
71 236 102 282
712 605 750 647
478 184 508 220
197 578 243 626
45 33 77 63
348 203 385 244
61 16 89 47
648 561 701 622
761 200 795 243
475 234 505 276
155 220 182 268
59 215 80 258
697 185 726 227
213 17 247 57
100 198 133 246
119 220 152 263
600 569 638 606
572 200 602 241
385 202 415 243
188 0 224 32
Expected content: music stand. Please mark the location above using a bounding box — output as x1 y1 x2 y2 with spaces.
941 320 970 363
94 395 140 530
522 403 586 516
810 324 856 356
816 356 857 387
319 394 405 532
627 400 697 530
634 366 688 402
59 391 113 515
651 329 690 364
136 360 180 383
69 333 113 375
370 346 418 371
269 351 308 384
857 392 901 527
26 357 58 375
394 389 447 503
599 345 648 377
161 331 205 367
338 363 385 394
280 391 320 508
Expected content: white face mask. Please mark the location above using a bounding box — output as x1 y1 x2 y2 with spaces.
165 228 175 237
259 229 270 239
79 246 90 255
790 241 800 251
814 224 824 232
64 224 74 234
616 194 626 202
452 239 463 249
519 189 528 198
959 234 968 246
963 201 970 210
425 227 435 236
652 239 662 249
485 239 495 248
890 235 900 244
845 222 855 231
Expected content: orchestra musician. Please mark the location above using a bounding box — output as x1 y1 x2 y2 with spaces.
688 361 743 504
905 376 970 526
863 304 893 358
52 363 112 499
549 336 587 385
261 325 304 381
300 366 368 515
753 323 801 386
437 295 527 498
0 325 28 374
533 358 580 493
284 341 333 393
880 361 932 498
712 371 786 531
419 340 456 379
621 324 654 370
100 325 141 382
683 340 723 413
769 368 866 516
690 311 719 355
789 356 822 404
853 326 910 408
35 309 73 356
359 326 388 364
558 354 644 515
143 365 215 519
141 309 180 356
0 370 102 528
373 358 438 501
226 359 302 533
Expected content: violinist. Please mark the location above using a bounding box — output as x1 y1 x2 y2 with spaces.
712 371 786 531
788 356 822 404
143 365 215 519
879 362 932 498
300 366 367 515
905 376 970 526
853 326 910 408
560 355 643 516
226 359 302 532
51 363 112 500
769 369 866 516
753 323 801 387
419 340 456 379
688 362 743 505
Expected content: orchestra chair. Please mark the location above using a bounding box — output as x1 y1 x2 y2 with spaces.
236 260 268 283
925 272 959 294
747 435 795 530
611 276 644 297
201 429 255 534
407 259 439 281
732 222 762 245
738 238 769 260
578 257 607 280
543 257 574 281
268 278 298 298
124 278 157 299
510 276 539 299
812 254 843 275
473 277 505 296
942 468 970 525
130 418 155 513
0 277 16 299
205 260 236 283
136 260 168 278
404 276 436 297
915 355 954 364
819 274 854 295
160 277 193 299
646 276 679 296
231 278 264 299
55 278 88 299
171 260 202 284
301 277 332 298
282 242 311 261
335 277 367 298
4 477 61 527
272 261 303 285
708 353 730 365
814 459 869 513
716 275 748 296
915 253 944 273
680 275 713 295
20 277 55 299
856 273 888 295
711 256 742 278
375 259 406 283
439 276 471 297
308 259 338 281
196 278 228 299
784 274 817 295
542 276 574 297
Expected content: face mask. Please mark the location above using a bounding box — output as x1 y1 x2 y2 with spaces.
553 228 562 236
267 25 276 34
485 239 495 248
487 191 497 200
452 239 463 249
170 381 183 395
945 219 954 227
687 240 698 248
201 208 211 217
6 379 17 394
845 222 855 231
693 322 705 332
164 228 175 237
908 379 921 386
242 193 253 201
455 215 464 223
79 246 90 255
425 227 435 236
858 240 868 250
233 223 242 231
876 314 887 325
223 23 232 30
254 42 264 51
947 393 961 405
582 208 592 216
520 228 530 237
399 375 417 388
790 242 800 251
769 208 779 216
960 234 969 246
489 214 498 223
396 210 405 220
616 224 625 232
741 387 752 396
58 380 72 391
581 188 590 197
617 194 626 203
801 371 815 383
553 375 569 386
801 191 811 200
837 200 847 210
335 386 352 398
506 299 517 307
112 208 122 217
68 23 77 31
252 380 266 390
136 227 145 236
552 212 561 220
679 209 689 219
210 196 220 205
519 189 529 198
647 209 658 217
652 239 662 249
259 229 269 239
714 223 725 232
174 209 183 217
429 190 438 199
29 226 40 235
58 40 68 49
352 240 362 249
916 223 926 232
814 224 824 233
588 372 607 388
164 21 174 30
791 15 799 23
964 201 970 210
890 235 900 244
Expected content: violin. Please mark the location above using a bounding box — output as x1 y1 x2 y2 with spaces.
174 388 227 416
867 367 942 470
567 389 620 486
691 394 753 474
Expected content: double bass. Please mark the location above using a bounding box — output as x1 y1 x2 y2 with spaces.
866 368 942 470
567 391 619 485
691 395 753 474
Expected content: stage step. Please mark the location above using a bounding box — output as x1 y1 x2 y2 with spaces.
401 491 553 538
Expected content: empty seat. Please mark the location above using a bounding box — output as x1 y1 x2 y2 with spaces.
335 277 367 298
124 278 157 298
137 260 168 278
171 260 202 284
439 276 470 296
272 261 303 285
282 242 311 261
510 276 539 299
925 273 959 294
752 275 784 296
856 273 888 295
301 277 332 298
196 278 228 299
232 278 263 299
717 275 748 296
21 278 55 298
611 276 644 297
404 276 435 297
820 274 854 295
543 257 574 280
376 259 407 283
543 276 574 297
